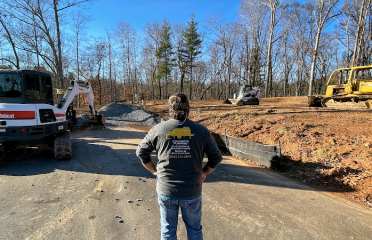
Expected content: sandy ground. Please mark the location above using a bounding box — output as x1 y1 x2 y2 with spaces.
140 97 372 208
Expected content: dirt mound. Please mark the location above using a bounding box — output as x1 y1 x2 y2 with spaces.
142 97 372 208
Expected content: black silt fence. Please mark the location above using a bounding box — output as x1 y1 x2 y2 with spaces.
211 133 281 169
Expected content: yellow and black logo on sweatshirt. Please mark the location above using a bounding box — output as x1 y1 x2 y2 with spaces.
166 127 194 139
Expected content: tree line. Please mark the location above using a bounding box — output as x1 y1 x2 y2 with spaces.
0 0 371 106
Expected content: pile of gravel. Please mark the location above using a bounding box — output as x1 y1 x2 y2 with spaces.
97 103 158 127
74 115 89 127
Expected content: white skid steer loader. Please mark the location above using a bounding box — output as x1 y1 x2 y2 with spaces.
224 85 261 106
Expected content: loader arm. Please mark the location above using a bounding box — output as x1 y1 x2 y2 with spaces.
57 81 96 115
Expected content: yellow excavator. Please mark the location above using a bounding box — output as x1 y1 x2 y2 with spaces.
308 65 372 109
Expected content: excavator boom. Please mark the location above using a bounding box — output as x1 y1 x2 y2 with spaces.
57 81 105 128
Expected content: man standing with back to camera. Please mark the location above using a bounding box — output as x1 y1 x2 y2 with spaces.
136 93 223 240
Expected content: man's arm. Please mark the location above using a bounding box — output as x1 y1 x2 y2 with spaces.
201 131 223 183
142 161 157 176
201 165 215 183
136 129 157 175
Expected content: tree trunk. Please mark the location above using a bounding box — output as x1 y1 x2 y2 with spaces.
309 28 321 96
32 13 40 71
228 52 232 97
152 69 155 100
127 40 131 101
352 0 368 66
165 64 168 99
159 78 162 99
107 32 112 102
264 9 275 98
113 60 117 99
224 69 228 99
296 60 300 97
200 83 214 100
97 63 102 106
76 32 80 107
180 72 185 93
122 60 126 101
190 56 193 100
53 0 64 89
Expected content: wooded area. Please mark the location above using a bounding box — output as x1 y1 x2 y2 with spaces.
0 0 371 105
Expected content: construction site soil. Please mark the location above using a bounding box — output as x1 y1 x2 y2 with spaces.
139 96 372 208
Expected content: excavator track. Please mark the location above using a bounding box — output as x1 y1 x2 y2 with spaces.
321 96 372 110
54 131 72 160
0 144 17 167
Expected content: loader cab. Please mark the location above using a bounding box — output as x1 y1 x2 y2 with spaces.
236 85 252 99
0 70 54 105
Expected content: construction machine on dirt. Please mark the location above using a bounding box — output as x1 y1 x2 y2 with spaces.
224 85 261 106
308 65 372 109
0 69 105 166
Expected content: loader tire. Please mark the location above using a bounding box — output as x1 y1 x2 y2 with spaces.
54 131 72 160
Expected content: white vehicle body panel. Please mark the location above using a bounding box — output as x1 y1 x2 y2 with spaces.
0 103 37 127
0 103 66 127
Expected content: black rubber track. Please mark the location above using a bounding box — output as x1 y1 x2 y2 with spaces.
54 131 72 160
0 144 17 167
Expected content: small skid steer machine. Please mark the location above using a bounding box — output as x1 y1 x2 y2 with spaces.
224 85 261 106
0 69 104 166
308 65 372 109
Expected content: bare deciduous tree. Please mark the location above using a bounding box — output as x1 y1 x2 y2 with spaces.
262 0 289 98
0 13 20 69
308 0 341 96
206 12 238 100
115 21 136 101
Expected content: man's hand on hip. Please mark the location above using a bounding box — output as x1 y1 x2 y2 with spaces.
201 174 207 183
201 165 216 183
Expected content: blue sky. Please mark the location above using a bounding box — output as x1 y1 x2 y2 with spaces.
86 0 245 36
85 0 312 37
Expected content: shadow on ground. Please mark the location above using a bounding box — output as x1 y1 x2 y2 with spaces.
0 127 354 194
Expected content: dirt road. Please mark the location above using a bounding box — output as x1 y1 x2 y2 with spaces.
0 127 371 240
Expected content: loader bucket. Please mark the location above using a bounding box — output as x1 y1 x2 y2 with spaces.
231 99 244 106
307 96 324 107
85 114 105 129
223 98 232 104
223 98 244 106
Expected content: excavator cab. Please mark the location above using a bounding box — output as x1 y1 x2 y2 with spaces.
0 70 54 105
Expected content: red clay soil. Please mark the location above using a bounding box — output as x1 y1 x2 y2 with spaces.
141 97 372 208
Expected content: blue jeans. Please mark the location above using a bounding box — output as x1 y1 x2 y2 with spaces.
158 194 203 240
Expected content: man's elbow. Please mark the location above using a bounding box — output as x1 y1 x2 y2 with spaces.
138 154 152 165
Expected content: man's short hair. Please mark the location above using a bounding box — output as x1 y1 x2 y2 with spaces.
169 93 189 119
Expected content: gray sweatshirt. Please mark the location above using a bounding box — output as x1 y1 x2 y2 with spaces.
136 118 223 198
